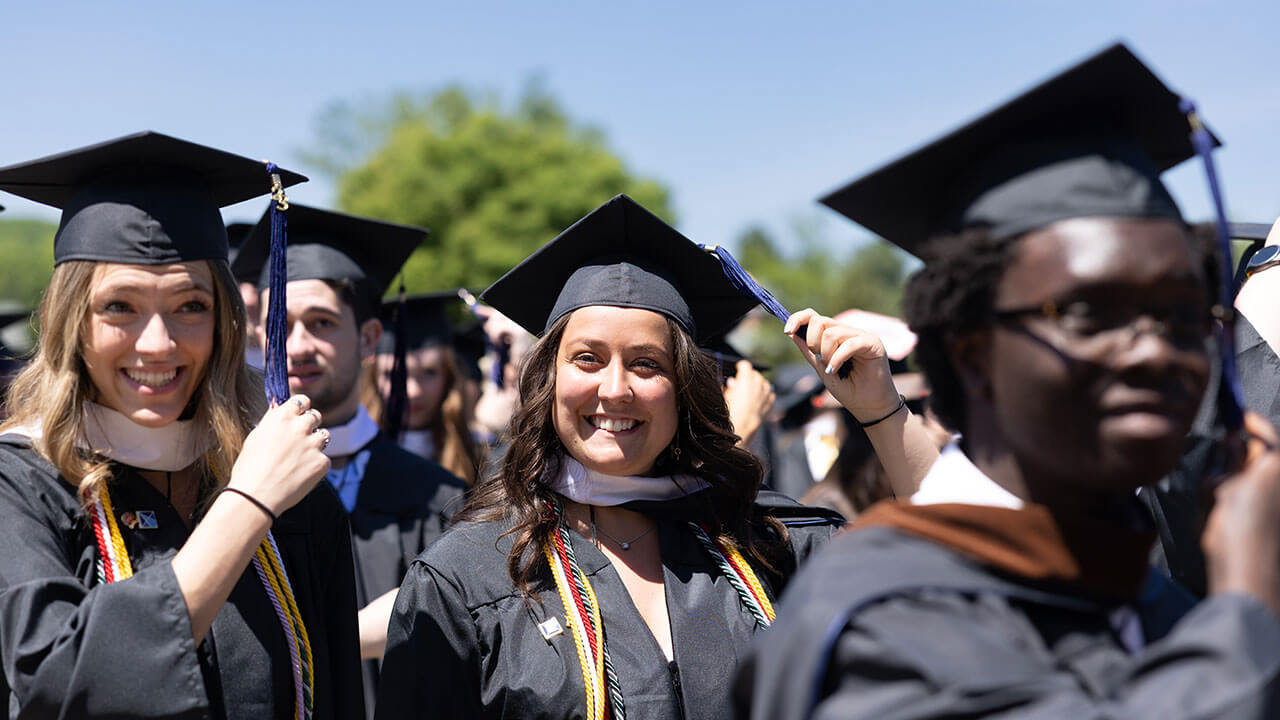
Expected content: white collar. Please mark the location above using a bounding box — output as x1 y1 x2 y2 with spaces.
547 455 708 506
910 441 1025 510
9 402 210 472
324 405 380 459
399 429 435 460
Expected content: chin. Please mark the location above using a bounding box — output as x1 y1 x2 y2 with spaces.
122 408 182 428
573 452 656 477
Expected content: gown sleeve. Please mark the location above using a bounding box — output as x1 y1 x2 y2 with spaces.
767 591 1280 720
374 559 481 720
0 457 207 718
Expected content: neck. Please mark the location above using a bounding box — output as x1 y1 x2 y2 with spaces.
964 408 1126 518
324 405 359 429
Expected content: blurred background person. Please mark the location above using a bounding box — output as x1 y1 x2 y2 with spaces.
363 291 483 486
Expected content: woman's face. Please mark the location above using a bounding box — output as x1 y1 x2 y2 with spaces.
376 346 448 429
82 262 216 428
554 306 679 476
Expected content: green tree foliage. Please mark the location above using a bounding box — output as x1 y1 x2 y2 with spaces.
306 83 672 293
0 218 56 308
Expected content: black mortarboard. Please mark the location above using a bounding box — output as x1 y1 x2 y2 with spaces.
237 204 426 312
820 43 1210 257
702 334 770 376
225 221 256 282
481 194 757 343
376 291 461 354
0 131 306 266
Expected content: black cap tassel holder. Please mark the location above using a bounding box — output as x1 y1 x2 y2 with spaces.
262 163 291 405
383 275 410 439
704 244 853 379
1181 99 1245 436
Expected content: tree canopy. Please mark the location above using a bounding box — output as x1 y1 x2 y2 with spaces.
306 83 672 294
0 218 56 308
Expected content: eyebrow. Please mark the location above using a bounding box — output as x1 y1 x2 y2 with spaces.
566 337 672 356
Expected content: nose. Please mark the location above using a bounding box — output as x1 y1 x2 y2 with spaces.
284 321 315 361
1108 316 1183 372
136 312 176 356
597 360 633 403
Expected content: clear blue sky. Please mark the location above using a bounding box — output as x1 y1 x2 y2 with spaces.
3 1 1277 259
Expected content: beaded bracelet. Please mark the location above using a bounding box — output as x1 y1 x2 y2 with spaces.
859 394 907 428
221 487 278 523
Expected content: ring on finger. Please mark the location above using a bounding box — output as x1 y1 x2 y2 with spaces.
317 428 331 451
306 407 322 428
293 397 306 413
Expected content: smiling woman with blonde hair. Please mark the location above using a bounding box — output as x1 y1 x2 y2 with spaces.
0 132 363 719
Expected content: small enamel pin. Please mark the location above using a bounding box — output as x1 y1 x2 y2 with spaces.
121 510 158 530
537 617 564 641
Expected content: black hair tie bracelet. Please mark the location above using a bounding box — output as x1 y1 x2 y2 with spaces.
859 394 907 429
221 487 278 524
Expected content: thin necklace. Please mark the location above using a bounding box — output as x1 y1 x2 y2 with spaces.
589 505 656 551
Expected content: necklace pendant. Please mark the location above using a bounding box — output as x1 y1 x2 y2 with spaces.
620 542 630 551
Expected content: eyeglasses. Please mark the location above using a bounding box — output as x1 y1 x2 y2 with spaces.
992 300 1216 362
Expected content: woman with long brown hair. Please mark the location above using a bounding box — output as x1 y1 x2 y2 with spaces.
375 195 846 720
0 132 364 718
362 292 481 485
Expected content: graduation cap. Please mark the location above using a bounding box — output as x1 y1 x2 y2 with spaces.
481 194 758 343
0 131 306 266
819 43 1209 257
376 291 462 355
235 203 427 314
702 334 770 378
225 221 257 282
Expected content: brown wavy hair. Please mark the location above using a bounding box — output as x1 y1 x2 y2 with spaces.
362 345 481 485
458 310 791 598
1 259 265 514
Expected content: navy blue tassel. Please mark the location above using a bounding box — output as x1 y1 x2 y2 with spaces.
704 245 790 321
1180 98 1244 433
263 163 291 405
384 276 409 439
705 245 851 379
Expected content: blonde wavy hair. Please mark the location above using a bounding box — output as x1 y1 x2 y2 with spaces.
361 345 480 485
1 259 266 513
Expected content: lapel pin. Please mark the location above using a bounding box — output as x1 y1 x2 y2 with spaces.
537 616 564 641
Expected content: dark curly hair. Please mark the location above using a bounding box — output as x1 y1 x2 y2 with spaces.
457 310 792 598
903 221 1220 434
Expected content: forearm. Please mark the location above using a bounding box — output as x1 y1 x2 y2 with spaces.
1236 270 1280 356
359 588 399 659
862 408 939 498
170 491 273 643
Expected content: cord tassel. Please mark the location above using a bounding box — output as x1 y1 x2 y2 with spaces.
384 275 409 438
263 163 291 405
1180 98 1244 433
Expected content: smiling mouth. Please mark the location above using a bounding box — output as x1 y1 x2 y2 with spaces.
586 415 640 432
122 367 180 391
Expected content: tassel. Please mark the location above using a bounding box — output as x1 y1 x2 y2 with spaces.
384 275 409 439
1180 98 1244 433
263 163 291 405
704 245 851 379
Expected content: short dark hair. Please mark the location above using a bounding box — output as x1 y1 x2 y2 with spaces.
322 278 375 326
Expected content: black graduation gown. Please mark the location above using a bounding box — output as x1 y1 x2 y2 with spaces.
0 436 365 719
375 490 843 720
736 526 1280 720
345 433 467 719
1144 314 1280 597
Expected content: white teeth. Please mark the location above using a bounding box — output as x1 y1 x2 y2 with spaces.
126 368 177 387
589 416 637 432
